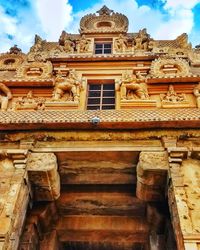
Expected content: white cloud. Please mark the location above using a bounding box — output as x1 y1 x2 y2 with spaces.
34 0 73 40
162 0 200 12
69 0 199 45
0 0 199 53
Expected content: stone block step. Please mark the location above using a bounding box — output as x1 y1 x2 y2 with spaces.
55 215 149 249
56 192 146 216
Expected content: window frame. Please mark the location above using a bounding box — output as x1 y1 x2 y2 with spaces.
94 38 113 55
86 79 116 110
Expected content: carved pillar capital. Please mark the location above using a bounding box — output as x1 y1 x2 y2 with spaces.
27 153 60 201
136 151 169 201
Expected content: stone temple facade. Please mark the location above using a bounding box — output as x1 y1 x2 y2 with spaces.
0 5 200 250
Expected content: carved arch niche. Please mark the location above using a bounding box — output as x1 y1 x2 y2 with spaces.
16 61 53 79
150 57 190 78
0 53 25 71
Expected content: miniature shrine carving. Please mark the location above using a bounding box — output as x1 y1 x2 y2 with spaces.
120 72 149 100
0 83 12 111
13 91 45 111
52 69 82 102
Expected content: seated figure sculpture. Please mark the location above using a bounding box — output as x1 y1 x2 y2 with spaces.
0 83 12 111
53 70 81 102
120 72 149 100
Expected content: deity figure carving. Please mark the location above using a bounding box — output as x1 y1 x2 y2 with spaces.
9 45 22 54
114 34 128 53
193 83 200 108
53 70 82 102
13 91 45 110
134 28 150 50
76 35 91 53
120 72 149 100
161 85 186 103
0 83 12 111
64 38 75 53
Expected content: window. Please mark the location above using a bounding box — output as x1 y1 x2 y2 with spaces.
95 43 112 54
87 81 115 110
94 38 112 54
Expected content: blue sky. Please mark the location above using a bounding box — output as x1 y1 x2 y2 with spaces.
0 0 200 52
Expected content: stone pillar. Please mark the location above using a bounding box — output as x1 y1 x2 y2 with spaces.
0 150 29 250
168 148 200 250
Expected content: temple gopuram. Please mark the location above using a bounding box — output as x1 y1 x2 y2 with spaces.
1 5 200 250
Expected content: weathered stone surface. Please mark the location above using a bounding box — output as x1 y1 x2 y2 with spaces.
0 157 29 250
136 151 169 201
27 153 60 201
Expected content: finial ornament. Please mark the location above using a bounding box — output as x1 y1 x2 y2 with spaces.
96 5 113 16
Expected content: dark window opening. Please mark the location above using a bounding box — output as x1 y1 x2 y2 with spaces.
95 42 112 54
87 81 115 110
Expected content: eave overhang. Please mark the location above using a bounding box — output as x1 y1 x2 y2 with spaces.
0 109 200 131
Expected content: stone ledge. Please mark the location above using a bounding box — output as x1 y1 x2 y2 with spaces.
0 108 200 130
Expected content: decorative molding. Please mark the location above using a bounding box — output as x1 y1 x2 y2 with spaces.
16 61 53 79
0 53 25 71
150 57 190 78
80 6 128 34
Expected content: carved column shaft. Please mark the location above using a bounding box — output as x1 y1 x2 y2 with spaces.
0 151 29 250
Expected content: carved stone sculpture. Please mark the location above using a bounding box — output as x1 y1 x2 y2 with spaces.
16 61 52 79
150 57 190 78
53 70 82 102
114 34 128 53
80 6 128 34
64 38 75 53
0 53 25 71
134 29 150 51
9 45 22 54
0 83 12 111
28 35 48 61
193 83 200 108
76 35 91 53
13 91 45 110
161 85 186 103
30 35 44 53
176 33 192 50
120 72 149 100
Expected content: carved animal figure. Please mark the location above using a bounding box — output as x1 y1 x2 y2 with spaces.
53 70 81 101
120 72 149 100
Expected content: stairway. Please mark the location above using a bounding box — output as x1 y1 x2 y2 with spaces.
55 153 150 250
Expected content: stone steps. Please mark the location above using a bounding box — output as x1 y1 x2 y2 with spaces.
55 215 149 250
56 191 146 216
